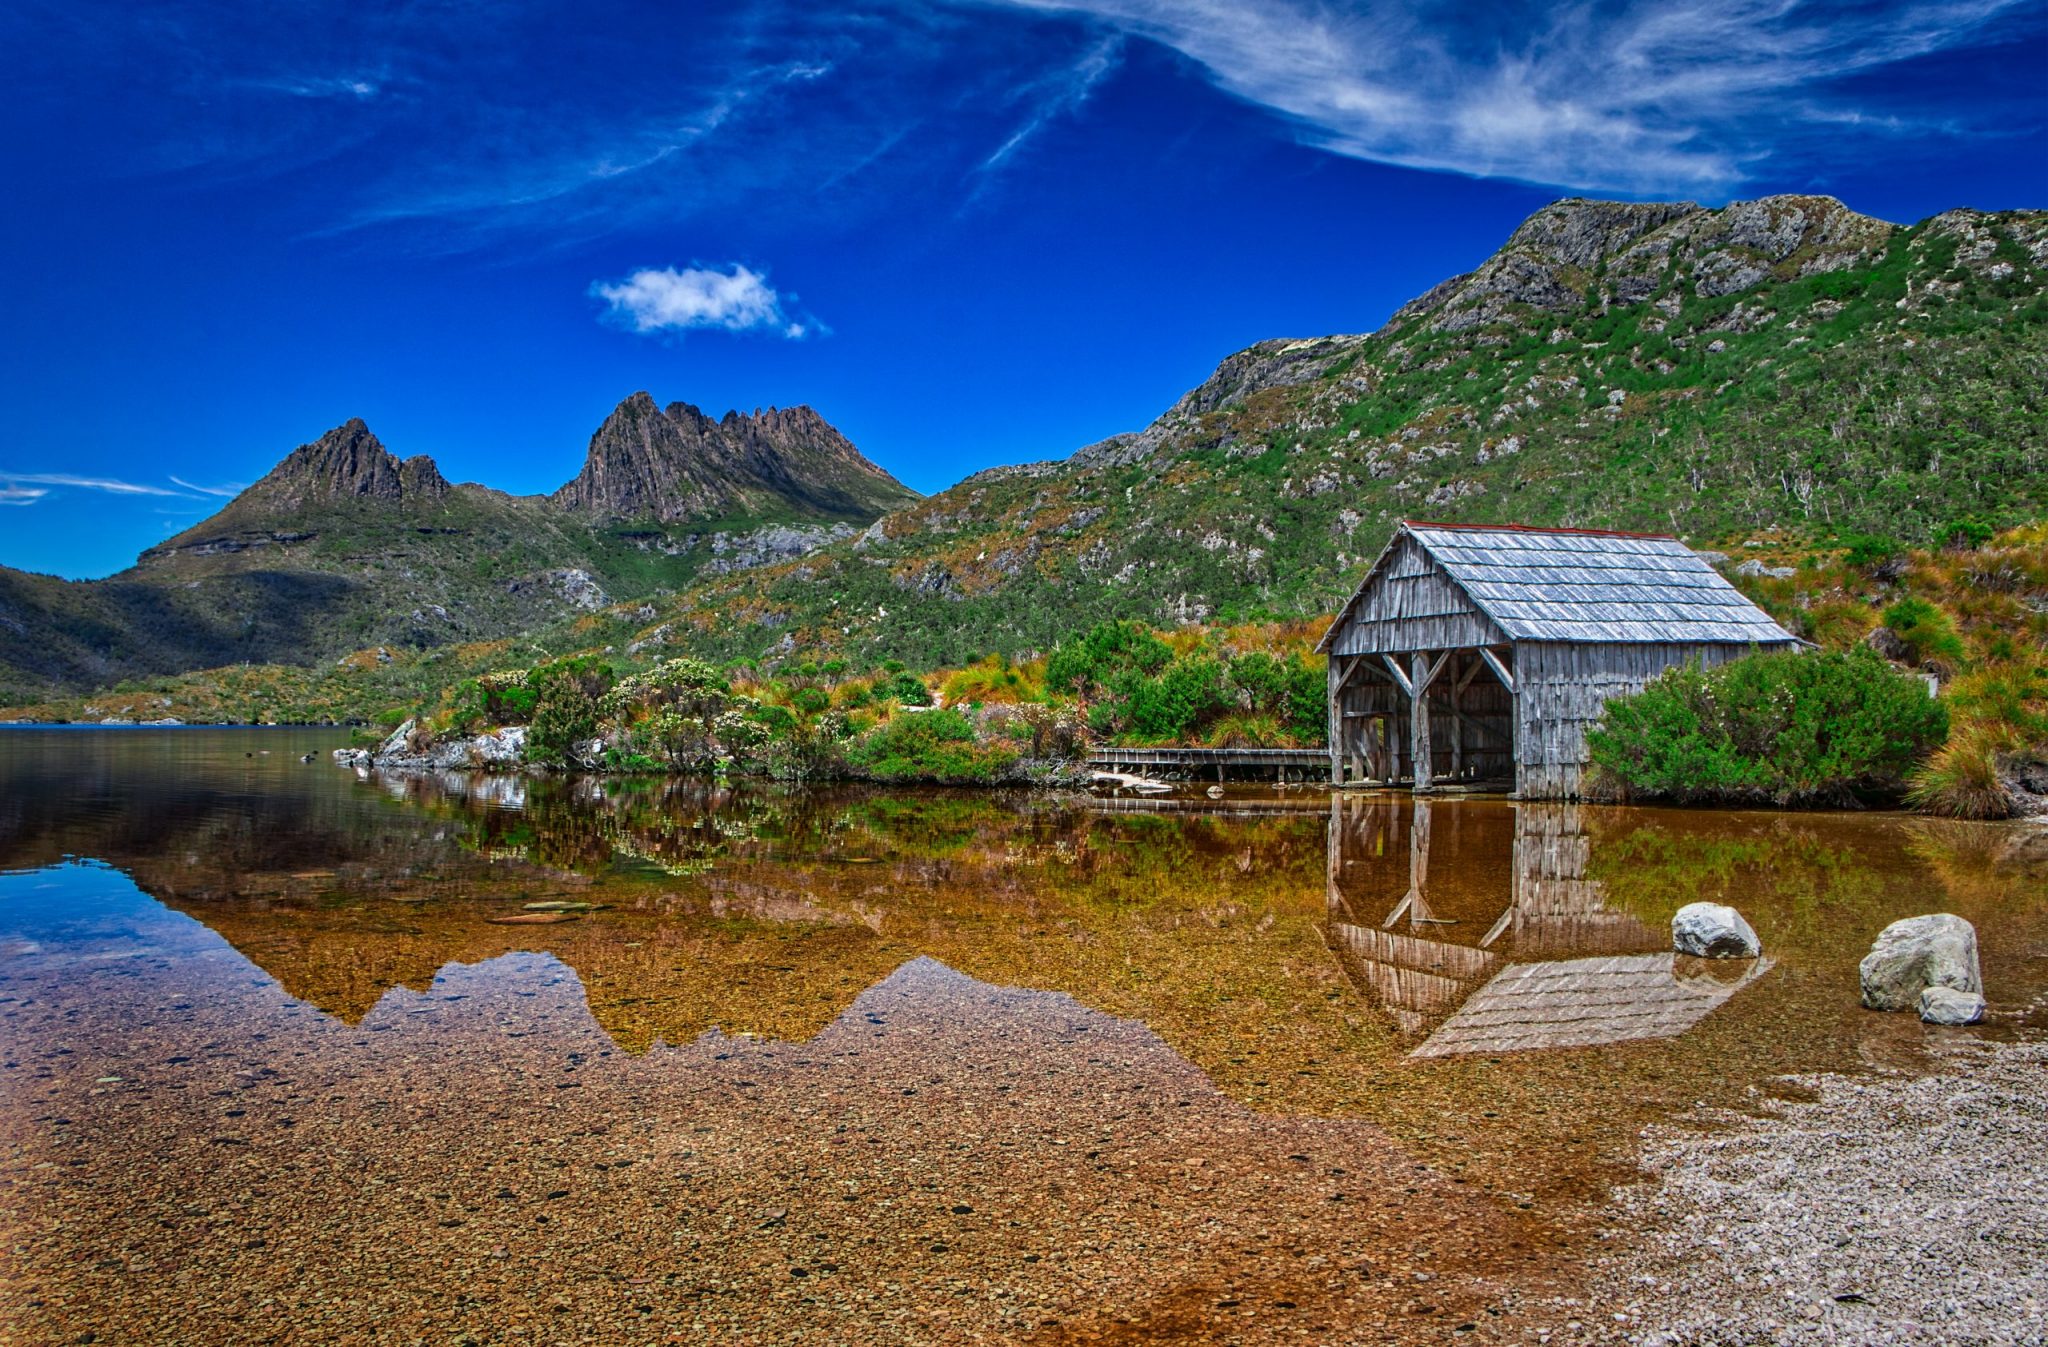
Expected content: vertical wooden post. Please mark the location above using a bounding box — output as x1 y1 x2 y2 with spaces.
1411 651 1434 792
1449 652 1465 782
1326 655 1342 785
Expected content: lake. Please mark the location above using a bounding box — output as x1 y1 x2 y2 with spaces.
2 729 2043 1344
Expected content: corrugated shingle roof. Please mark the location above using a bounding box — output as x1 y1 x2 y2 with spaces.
1324 522 1800 647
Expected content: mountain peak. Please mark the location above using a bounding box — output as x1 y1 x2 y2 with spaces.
245 420 450 510
555 393 916 524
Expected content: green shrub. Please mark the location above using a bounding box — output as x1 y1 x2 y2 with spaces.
1936 517 1995 552
525 656 616 767
847 709 1021 783
596 659 754 772
1839 532 1902 572
1586 648 1948 806
881 671 933 707
1046 620 1172 697
1122 655 1228 740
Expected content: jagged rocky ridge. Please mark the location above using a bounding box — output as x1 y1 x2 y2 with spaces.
0 397 916 698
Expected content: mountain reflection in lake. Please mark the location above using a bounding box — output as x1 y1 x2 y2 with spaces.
2 730 2044 1345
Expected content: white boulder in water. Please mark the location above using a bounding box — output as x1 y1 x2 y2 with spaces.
1671 902 1761 958
1859 914 1981 1012
1917 986 1987 1025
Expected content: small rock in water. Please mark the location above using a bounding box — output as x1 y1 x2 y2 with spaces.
1917 986 1985 1025
1860 913 1981 1011
1671 902 1761 958
487 912 581 925
523 900 602 912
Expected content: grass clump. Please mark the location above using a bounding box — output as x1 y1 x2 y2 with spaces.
1587 648 1948 806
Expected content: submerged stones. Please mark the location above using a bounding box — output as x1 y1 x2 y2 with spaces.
1671 903 1762 958
1917 986 1987 1026
1859 914 1982 1013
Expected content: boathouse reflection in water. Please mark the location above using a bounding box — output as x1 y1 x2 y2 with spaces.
1325 797 1772 1055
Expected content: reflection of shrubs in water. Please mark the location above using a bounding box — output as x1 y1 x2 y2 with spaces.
1585 817 1877 936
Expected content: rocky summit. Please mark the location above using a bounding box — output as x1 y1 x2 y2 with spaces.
553 393 917 524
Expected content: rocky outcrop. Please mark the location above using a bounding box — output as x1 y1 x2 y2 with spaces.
341 719 529 773
701 522 859 575
1672 902 1762 958
552 392 917 524
1387 195 1893 333
505 567 607 611
1859 914 1982 1011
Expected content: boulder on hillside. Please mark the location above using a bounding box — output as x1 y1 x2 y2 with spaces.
1917 986 1987 1025
1672 902 1762 958
1859 914 1981 1011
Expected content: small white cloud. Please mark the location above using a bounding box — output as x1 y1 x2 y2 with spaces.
591 264 815 338
0 486 47 506
0 471 194 498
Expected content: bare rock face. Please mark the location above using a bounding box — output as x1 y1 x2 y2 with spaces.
242 419 450 511
1859 914 1982 1012
1389 195 1893 333
553 392 916 524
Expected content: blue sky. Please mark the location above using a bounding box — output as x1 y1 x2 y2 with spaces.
3 0 2043 579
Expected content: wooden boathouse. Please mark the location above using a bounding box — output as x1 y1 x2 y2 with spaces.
1317 522 1800 798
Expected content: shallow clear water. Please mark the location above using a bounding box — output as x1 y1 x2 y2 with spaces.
2 729 2043 1343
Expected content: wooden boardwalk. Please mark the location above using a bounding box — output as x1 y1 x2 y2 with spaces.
1085 746 1329 783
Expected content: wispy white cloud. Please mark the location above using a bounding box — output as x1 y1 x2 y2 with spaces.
981 35 1124 173
169 476 247 497
0 486 48 506
0 472 196 498
592 264 816 339
249 74 382 100
988 0 2034 191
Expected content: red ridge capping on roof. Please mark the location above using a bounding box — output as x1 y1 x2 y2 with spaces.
1401 519 1679 540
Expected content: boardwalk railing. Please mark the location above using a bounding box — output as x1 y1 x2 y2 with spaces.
1085 746 1328 783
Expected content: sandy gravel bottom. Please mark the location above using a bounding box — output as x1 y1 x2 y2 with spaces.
1556 1035 2048 1346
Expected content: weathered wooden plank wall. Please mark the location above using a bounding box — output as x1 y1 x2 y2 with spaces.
1329 536 1505 656
1514 641 1760 797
